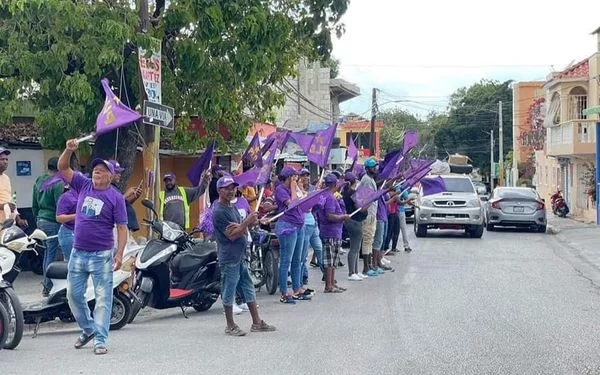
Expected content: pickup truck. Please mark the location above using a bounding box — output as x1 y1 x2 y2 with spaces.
413 175 485 238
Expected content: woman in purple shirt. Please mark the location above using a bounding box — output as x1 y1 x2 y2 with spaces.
55 184 78 262
274 167 307 303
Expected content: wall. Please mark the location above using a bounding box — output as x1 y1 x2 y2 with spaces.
512 82 544 165
338 121 384 159
533 149 559 203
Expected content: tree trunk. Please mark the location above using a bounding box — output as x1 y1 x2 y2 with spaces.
89 126 139 191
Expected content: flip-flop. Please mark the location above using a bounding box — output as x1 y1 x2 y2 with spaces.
292 294 312 301
324 288 343 293
74 332 95 349
93 347 108 355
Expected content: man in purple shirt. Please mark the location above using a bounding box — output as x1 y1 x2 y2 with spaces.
58 139 128 355
318 174 350 293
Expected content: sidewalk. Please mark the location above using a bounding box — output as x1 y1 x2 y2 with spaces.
547 215 600 271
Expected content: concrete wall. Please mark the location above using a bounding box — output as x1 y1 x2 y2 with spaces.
512 82 544 166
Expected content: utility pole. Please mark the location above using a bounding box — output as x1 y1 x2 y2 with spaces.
369 88 378 157
490 130 494 192
498 101 504 186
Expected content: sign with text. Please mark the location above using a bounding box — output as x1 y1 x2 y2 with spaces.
138 38 162 104
143 101 174 130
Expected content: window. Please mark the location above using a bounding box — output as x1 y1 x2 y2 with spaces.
568 87 587 120
441 177 475 193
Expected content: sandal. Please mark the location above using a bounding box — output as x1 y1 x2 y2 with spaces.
324 288 343 293
74 332 95 349
303 288 315 296
280 295 296 304
334 285 347 291
292 294 312 301
225 325 247 336
250 320 277 332
93 346 108 355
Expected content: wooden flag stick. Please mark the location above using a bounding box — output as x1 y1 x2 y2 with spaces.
254 186 265 213
75 133 95 143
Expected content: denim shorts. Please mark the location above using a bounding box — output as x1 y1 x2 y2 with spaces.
373 220 387 251
220 260 256 307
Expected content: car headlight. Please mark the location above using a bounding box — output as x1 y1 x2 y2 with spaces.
162 223 180 242
467 199 481 207
421 199 433 207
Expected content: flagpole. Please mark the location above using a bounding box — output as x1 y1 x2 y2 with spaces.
75 133 95 143
265 211 284 223
254 186 265 213
349 207 362 217
204 160 212 209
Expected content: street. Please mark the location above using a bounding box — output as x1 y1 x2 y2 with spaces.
3 220 600 375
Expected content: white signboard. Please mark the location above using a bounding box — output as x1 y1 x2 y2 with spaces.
138 38 162 104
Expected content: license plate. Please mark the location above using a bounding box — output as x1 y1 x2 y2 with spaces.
513 206 524 213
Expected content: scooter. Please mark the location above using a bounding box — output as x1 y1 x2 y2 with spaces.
551 189 569 218
127 199 220 323
0 220 143 338
0 218 44 349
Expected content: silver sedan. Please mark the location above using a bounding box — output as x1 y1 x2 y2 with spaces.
484 187 546 232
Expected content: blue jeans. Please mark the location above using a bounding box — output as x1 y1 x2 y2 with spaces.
220 260 256 307
38 218 60 291
373 220 387 251
275 220 305 294
67 249 113 348
302 223 323 280
57 225 73 262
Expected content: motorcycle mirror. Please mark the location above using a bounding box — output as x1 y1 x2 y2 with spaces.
2 218 14 229
142 199 155 210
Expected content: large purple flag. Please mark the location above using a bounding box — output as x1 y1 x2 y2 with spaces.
420 176 447 196
242 133 263 167
285 188 329 212
403 159 435 181
308 124 337 168
96 78 142 136
403 167 432 189
234 143 277 188
402 130 418 155
187 140 215 186
289 131 314 155
262 130 290 153
351 186 388 208
379 149 404 180
40 173 66 192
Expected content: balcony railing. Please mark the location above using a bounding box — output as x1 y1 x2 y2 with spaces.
547 119 596 157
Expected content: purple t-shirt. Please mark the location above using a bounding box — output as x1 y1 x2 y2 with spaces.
318 191 344 239
233 196 251 218
274 184 304 228
376 194 388 222
70 173 127 251
56 189 79 231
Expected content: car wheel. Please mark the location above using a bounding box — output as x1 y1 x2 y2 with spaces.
469 224 484 238
414 222 427 238
486 223 495 231
537 225 547 233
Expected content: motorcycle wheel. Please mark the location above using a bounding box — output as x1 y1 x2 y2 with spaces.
263 249 279 295
0 301 9 350
192 299 215 312
109 292 131 331
0 288 24 350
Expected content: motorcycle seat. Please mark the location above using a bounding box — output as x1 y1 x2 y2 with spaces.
172 250 217 275
46 261 68 280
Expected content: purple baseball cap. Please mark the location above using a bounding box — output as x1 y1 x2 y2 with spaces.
91 158 115 175
300 168 310 176
108 159 125 173
324 173 338 185
217 175 239 189
0 147 11 156
279 166 300 179
344 171 358 182
163 173 176 181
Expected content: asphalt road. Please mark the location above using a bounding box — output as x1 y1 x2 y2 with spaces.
3 226 600 375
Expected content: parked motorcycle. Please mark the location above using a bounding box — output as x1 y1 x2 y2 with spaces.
0 218 44 349
551 189 569 218
127 199 220 323
0 220 142 338
246 228 279 295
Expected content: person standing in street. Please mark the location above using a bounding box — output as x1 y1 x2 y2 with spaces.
55 183 78 265
359 158 379 277
33 156 64 296
0 147 27 226
341 172 367 281
109 160 141 233
159 172 210 230
58 139 128 355
212 175 276 336
397 186 413 253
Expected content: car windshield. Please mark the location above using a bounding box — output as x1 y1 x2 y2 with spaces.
496 188 538 200
441 177 475 193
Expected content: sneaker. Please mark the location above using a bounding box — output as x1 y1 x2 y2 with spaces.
238 303 250 311
42 288 50 298
250 320 276 332
376 267 385 274
280 294 296 304
310 260 318 268
303 288 315 296
347 274 362 281
367 269 378 277
232 304 243 315
404 247 412 253
225 325 247 336
357 273 369 279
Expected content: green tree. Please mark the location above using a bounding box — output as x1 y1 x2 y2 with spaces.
0 0 348 185
378 108 423 154
433 79 513 176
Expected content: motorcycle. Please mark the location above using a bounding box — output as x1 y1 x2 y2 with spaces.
0 220 143 338
127 199 220 323
246 228 279 295
551 189 569 218
0 218 44 349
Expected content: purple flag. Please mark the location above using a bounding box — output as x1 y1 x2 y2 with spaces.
40 173 66 192
308 124 337 168
379 150 404 180
402 130 418 155
285 188 329 212
96 78 142 136
403 167 432 189
234 143 277 188
242 133 263 167
289 131 314 155
347 136 358 164
187 140 215 186
420 176 447 196
351 186 388 208
262 130 290 153
401 159 435 181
